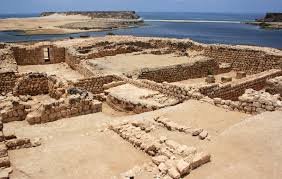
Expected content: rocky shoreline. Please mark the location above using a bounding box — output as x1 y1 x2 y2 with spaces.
247 13 282 29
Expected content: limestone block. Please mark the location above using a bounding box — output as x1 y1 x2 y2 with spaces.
176 159 190 176
168 167 181 179
236 71 246 79
0 157 10 168
191 152 211 169
0 167 12 179
192 128 203 136
0 143 8 157
166 140 180 150
205 75 215 83
221 76 232 83
158 162 168 174
152 155 169 165
4 138 31 150
197 130 208 140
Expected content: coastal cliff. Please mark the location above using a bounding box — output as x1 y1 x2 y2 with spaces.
247 12 282 29
257 13 282 22
40 11 140 20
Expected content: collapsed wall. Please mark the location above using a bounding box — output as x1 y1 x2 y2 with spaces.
211 89 282 114
266 76 282 95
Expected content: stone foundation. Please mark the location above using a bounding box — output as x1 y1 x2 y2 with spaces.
26 89 102 125
13 73 49 96
200 69 282 100
12 44 65 65
0 72 17 94
0 96 30 123
72 75 121 94
109 120 211 179
136 57 219 83
211 89 282 114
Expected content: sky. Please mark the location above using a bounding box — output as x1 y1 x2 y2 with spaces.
1 0 282 14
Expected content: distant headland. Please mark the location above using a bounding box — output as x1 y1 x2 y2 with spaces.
247 13 282 29
0 11 144 35
40 11 141 19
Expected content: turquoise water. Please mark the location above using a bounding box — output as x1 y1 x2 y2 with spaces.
0 12 282 48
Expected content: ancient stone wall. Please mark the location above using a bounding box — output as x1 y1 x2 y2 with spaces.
200 69 282 100
121 76 203 101
212 89 282 114
26 92 102 125
0 72 17 94
199 46 282 74
0 97 30 123
136 57 219 83
72 75 121 94
12 45 65 65
13 73 49 96
65 49 95 77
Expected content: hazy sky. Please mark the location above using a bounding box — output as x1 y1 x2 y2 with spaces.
1 0 282 13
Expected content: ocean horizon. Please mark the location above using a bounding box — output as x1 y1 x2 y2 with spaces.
0 12 281 48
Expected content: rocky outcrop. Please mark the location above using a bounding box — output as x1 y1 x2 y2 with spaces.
257 13 282 22
40 11 141 19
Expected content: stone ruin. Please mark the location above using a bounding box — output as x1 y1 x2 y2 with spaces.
0 36 281 178
109 118 210 179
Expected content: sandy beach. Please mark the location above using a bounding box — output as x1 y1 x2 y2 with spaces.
0 13 143 35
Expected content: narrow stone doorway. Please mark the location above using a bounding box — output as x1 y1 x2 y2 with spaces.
43 48 50 63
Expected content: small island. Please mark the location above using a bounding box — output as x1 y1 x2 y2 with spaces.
0 11 144 35
247 13 282 29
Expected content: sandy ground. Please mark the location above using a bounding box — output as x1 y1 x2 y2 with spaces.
189 111 282 179
0 14 91 35
6 113 151 179
87 53 192 75
0 14 142 35
5 100 251 179
18 63 84 81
